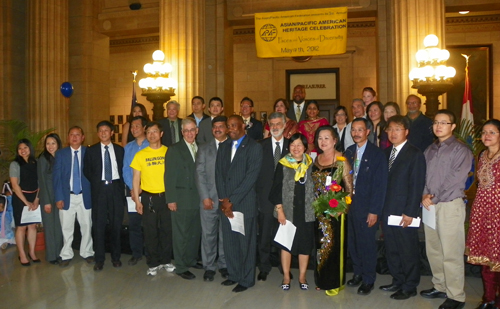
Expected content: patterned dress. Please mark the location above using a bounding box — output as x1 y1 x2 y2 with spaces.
466 152 500 271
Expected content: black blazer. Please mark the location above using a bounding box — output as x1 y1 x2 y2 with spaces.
215 135 263 219
255 137 289 215
382 142 426 219
246 117 263 141
83 142 126 206
158 117 182 147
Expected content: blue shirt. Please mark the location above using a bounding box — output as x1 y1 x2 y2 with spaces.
123 138 150 189
234 135 246 149
353 141 368 188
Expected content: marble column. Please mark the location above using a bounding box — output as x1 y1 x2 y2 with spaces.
159 0 205 118
26 0 69 135
392 0 446 113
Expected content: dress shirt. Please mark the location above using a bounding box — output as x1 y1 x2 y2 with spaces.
233 135 246 150
242 117 251 125
271 136 284 154
123 138 150 189
293 101 305 115
390 140 407 161
100 143 120 180
423 135 473 204
170 119 180 143
184 139 197 161
70 146 82 192
216 138 227 150
353 141 368 188
194 115 203 126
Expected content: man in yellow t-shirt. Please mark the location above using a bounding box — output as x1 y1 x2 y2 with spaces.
131 121 174 276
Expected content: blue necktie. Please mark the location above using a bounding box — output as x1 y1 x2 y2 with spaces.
73 150 81 194
104 145 112 181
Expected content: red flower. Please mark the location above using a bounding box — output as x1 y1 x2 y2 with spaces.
330 184 342 192
329 199 339 208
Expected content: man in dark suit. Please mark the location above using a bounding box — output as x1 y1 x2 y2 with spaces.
53 126 94 267
187 96 210 126
83 120 126 271
165 118 201 280
379 115 426 300
158 100 182 147
197 97 224 144
240 97 263 141
405 95 434 152
345 118 388 295
286 84 307 123
215 115 263 293
255 112 289 281
195 116 228 281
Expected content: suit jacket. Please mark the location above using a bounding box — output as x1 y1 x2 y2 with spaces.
407 113 434 152
286 101 307 122
382 142 426 219
53 146 92 210
215 135 263 218
255 137 289 215
158 117 183 147
165 140 200 209
345 141 388 216
196 117 213 144
195 138 219 205
83 142 126 206
246 117 263 141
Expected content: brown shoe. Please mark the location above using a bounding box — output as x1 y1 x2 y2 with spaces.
84 256 95 264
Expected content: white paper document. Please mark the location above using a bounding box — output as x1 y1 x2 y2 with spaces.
127 197 138 213
422 204 436 229
274 220 297 251
20 206 42 224
229 211 245 235
387 215 421 228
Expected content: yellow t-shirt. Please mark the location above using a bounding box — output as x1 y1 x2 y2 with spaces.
130 145 168 193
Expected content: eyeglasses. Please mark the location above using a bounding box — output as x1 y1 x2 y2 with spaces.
481 131 500 136
182 128 197 133
432 121 452 126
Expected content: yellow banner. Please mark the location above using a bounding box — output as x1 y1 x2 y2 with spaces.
255 7 348 58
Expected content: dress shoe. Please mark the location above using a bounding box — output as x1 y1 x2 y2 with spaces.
476 302 496 309
379 283 401 292
299 281 309 290
439 298 465 309
112 260 122 268
357 283 374 295
390 289 417 300
420 287 447 299
347 275 363 287
128 256 142 266
84 256 95 264
191 262 203 269
221 279 237 286
18 256 31 266
219 268 229 279
257 271 268 281
29 254 41 263
177 271 196 280
93 262 104 271
59 259 71 267
281 281 290 291
203 270 216 281
232 284 247 293
49 260 59 265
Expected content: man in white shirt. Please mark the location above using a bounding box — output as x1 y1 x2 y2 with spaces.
287 84 307 122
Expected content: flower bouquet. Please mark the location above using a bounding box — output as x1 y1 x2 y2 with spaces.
312 157 351 219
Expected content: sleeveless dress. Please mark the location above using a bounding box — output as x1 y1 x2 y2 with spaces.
11 161 38 226
312 158 352 293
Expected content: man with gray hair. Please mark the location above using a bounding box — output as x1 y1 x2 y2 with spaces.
255 112 289 281
159 100 182 147
344 98 375 149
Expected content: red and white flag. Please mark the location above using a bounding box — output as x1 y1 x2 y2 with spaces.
461 55 474 124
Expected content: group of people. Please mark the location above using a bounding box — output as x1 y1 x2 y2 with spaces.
7 86 500 309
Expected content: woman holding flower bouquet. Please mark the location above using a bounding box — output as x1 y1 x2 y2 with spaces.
312 126 353 296
269 133 315 291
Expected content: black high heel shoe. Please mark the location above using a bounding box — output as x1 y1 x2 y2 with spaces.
29 255 41 263
18 256 31 266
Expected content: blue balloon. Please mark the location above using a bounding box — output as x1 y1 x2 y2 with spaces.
60 82 74 98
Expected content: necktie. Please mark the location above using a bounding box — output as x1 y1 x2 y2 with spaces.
171 121 176 143
296 104 301 121
274 141 281 168
73 150 81 194
191 143 197 161
388 147 397 171
104 145 112 181
231 141 238 162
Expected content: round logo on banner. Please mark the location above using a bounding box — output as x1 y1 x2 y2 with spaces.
259 24 277 42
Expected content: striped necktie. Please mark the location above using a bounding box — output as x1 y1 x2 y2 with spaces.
388 147 397 171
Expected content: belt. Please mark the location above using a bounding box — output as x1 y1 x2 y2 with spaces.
70 191 82 195
101 180 119 185
141 190 165 197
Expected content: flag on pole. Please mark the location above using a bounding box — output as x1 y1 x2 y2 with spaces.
461 54 474 124
131 70 138 110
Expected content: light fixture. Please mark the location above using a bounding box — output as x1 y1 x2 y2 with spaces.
138 50 177 120
409 34 456 118
459 11 469 15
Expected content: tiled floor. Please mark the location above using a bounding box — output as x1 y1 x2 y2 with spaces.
0 246 483 309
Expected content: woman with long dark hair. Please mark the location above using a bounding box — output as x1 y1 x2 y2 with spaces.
122 103 150 146
37 133 63 264
332 106 349 153
297 101 329 153
9 139 40 266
